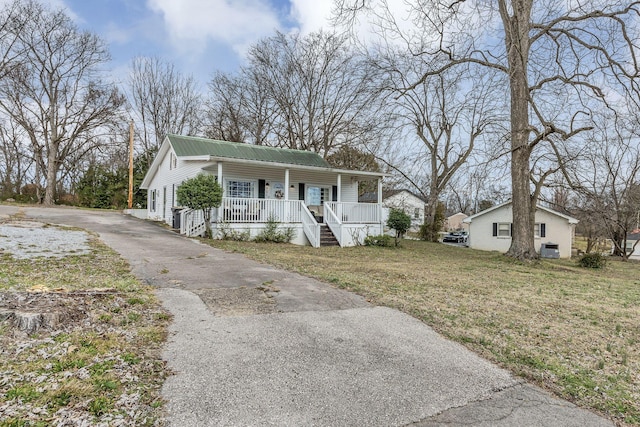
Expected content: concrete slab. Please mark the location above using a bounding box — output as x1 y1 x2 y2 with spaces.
159 288 517 426
412 383 610 427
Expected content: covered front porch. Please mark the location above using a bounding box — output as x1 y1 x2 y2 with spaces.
165 147 387 247
179 197 383 247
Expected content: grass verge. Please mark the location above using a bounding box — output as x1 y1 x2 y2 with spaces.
0 231 171 426
206 238 640 426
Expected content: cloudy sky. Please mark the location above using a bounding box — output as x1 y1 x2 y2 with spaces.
38 0 335 85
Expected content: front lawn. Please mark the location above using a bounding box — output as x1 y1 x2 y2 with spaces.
0 228 170 426
208 238 640 425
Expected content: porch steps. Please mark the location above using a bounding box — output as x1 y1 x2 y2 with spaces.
319 224 339 247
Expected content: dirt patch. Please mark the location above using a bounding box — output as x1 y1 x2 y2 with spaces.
194 286 279 316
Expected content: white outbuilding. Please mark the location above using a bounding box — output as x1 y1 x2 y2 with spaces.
463 201 578 258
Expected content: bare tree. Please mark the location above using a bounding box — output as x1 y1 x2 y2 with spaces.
0 117 32 197
127 56 202 165
246 31 377 157
205 70 275 145
558 115 640 260
371 50 502 240
0 0 29 81
335 0 640 259
0 0 125 205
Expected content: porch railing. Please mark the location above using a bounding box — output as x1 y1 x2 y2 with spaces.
300 203 320 248
324 202 380 224
216 197 301 223
324 203 343 247
180 208 207 237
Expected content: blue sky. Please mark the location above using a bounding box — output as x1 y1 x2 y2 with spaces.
35 0 335 86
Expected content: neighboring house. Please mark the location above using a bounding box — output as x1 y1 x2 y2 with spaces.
462 201 579 258
383 190 426 231
140 135 387 247
445 212 469 232
625 231 640 260
360 189 426 231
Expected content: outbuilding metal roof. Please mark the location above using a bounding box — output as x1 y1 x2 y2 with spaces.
168 135 331 168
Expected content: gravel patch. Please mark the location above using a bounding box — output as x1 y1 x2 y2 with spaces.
0 222 90 259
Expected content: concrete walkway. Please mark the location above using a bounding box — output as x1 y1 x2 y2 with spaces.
0 205 613 426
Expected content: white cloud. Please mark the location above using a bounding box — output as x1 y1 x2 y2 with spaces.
146 0 281 55
288 0 333 34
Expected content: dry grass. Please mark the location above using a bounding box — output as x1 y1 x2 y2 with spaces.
207 238 640 426
0 236 171 426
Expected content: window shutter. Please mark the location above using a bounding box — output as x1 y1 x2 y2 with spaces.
510 223 513 237
541 223 546 238
298 183 305 202
332 186 338 202
258 180 265 199
492 222 497 237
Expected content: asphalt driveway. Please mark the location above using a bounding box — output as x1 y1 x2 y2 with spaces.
0 205 613 426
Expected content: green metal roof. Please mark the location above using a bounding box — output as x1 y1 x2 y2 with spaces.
167 135 331 168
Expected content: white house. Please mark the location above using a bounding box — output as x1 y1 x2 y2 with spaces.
140 135 387 247
625 231 640 260
462 201 579 258
383 190 426 231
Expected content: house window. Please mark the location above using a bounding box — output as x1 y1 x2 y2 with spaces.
169 152 177 170
227 180 255 198
150 190 157 212
497 222 511 237
414 208 420 220
534 223 546 238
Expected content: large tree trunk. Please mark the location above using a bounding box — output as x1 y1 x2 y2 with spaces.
502 0 538 260
43 142 58 206
424 192 440 242
509 146 537 259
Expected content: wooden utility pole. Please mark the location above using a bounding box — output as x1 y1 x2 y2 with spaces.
127 120 134 209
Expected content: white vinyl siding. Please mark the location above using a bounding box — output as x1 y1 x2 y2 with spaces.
466 203 576 258
146 150 206 221
382 191 425 231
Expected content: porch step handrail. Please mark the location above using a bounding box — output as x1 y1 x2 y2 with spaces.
323 203 343 247
300 203 320 248
180 208 206 237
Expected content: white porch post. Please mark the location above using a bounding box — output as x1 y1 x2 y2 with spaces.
378 177 383 230
337 174 342 202
284 168 290 221
216 162 223 224
284 168 290 201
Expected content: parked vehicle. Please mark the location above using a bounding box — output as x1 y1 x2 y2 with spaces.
443 232 467 243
